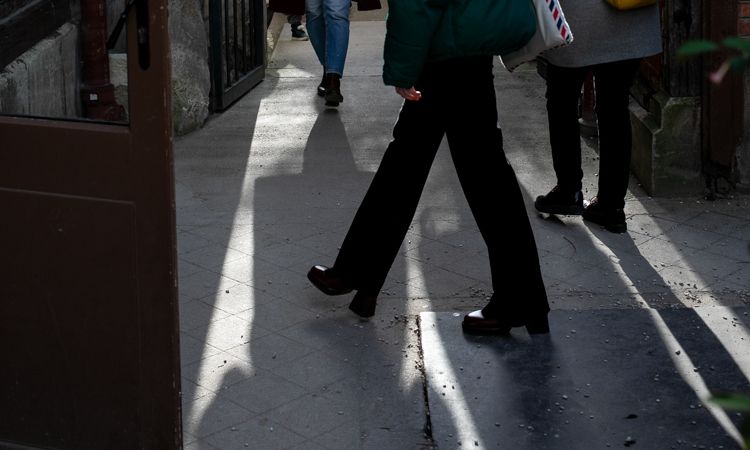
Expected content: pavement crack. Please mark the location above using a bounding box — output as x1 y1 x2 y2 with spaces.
414 314 436 449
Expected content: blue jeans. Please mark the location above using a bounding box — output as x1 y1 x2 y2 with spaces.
305 0 351 75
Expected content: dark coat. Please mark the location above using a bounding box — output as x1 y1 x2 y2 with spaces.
269 0 381 16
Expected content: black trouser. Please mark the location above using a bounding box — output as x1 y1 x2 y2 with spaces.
545 58 641 209
333 55 548 316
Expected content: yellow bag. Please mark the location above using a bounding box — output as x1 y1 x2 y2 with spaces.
605 0 657 10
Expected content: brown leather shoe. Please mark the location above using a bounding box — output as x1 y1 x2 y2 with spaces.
307 265 353 296
461 310 549 335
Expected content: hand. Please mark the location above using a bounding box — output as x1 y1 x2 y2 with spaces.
395 86 422 101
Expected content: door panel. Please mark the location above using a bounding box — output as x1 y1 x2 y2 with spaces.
1 191 140 449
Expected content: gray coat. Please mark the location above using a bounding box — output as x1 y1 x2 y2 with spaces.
543 0 662 67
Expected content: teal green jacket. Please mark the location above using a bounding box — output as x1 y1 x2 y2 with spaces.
383 0 536 87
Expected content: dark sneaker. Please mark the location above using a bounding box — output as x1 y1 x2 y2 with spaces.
582 197 627 233
291 23 308 41
534 186 584 215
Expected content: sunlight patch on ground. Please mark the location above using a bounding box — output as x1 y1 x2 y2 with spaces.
692 306 750 381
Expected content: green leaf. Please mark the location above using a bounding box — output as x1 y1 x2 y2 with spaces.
677 40 720 57
722 37 750 53
710 394 750 412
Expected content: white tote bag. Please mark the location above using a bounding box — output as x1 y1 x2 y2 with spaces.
499 0 574 71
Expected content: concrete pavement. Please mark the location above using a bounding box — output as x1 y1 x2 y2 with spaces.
174 12 750 449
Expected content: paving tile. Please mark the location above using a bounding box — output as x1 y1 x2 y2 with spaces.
179 268 239 302
720 263 750 287
181 377 213 402
540 252 597 284
289 440 328 450
209 282 276 314
215 254 255 284
656 264 716 291
634 237 698 266
658 223 726 251
180 331 222 366
264 393 352 439
185 315 271 352
255 241 324 269
403 266 481 300
177 231 214 255
310 420 360 449
218 370 308 414
203 415 307 449
182 393 253 439
243 299 318 332
180 245 248 272
180 299 231 332
225 331 317 369
684 210 750 236
625 213 679 238
272 350 356 391
178 259 205 278
182 351 257 391
253 266 319 301
704 235 750 262
183 439 218 450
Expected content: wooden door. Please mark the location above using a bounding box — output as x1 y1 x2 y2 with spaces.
0 0 181 447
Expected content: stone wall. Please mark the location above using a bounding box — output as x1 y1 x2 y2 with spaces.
0 22 80 118
169 0 211 135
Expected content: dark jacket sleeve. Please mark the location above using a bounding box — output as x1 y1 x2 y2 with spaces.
383 0 446 87
268 0 305 16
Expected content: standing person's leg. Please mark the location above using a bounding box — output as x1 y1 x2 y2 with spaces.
319 0 350 105
581 58 641 233
534 62 589 215
441 56 549 334
591 58 641 208
308 64 446 316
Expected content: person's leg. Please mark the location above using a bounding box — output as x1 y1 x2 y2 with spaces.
331 63 446 297
321 0 351 76
443 56 549 331
305 0 326 67
591 58 641 209
317 0 350 105
534 62 588 215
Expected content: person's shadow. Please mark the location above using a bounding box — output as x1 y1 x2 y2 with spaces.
188 107 429 448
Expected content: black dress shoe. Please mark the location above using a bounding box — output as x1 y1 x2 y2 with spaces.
461 310 549 335
307 265 353 295
535 185 584 215
582 197 627 233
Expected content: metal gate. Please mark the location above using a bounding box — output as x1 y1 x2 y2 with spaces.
209 0 266 111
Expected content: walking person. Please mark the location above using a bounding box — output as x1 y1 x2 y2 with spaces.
270 0 381 107
534 1 662 233
307 0 550 334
